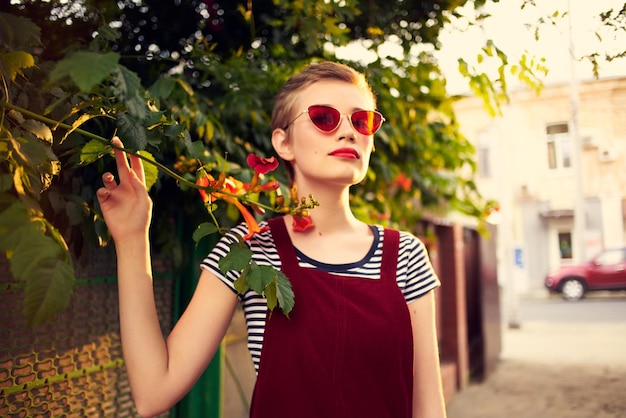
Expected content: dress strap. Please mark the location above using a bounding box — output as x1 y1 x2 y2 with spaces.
380 228 400 283
268 216 299 266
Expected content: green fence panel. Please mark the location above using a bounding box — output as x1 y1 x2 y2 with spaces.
172 219 222 418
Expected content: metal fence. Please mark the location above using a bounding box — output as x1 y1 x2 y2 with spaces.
0 245 175 417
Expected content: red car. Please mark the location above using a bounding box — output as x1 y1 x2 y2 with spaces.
545 247 626 301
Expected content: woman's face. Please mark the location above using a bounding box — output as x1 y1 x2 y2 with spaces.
278 80 377 189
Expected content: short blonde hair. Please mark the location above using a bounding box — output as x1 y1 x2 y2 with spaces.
271 61 377 131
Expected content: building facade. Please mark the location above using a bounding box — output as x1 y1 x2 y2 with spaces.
453 76 626 297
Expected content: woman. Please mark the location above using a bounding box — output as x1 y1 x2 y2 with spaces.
97 61 447 418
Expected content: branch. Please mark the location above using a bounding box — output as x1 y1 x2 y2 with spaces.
1 100 199 191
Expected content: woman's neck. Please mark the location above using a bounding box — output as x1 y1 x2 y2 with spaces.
283 181 374 263
290 180 364 235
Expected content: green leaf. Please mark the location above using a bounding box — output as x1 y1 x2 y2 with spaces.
49 51 120 92
10 224 61 281
0 12 41 49
246 264 276 297
7 135 58 196
138 150 158 190
80 140 108 165
24 256 75 327
264 276 278 312
62 112 105 144
192 222 219 245
0 51 35 81
149 77 176 99
0 201 31 250
187 139 206 160
21 119 52 143
0 198 75 326
111 65 142 100
218 241 252 274
145 110 166 127
163 122 186 139
233 264 250 294
275 270 295 316
124 95 150 122
116 113 148 150
110 66 150 122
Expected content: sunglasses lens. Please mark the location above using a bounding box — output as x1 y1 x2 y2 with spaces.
351 110 383 135
308 105 341 132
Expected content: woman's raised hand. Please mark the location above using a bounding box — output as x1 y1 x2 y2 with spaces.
96 137 153 244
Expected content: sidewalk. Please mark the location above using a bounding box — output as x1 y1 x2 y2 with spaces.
445 305 626 417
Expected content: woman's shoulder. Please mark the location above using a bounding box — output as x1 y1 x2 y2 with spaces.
224 220 271 239
372 225 429 256
221 221 276 251
374 225 424 244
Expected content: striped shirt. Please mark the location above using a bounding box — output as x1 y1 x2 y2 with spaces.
200 220 440 373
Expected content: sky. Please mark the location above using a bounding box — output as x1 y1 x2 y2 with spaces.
335 1 625 94
435 0 626 93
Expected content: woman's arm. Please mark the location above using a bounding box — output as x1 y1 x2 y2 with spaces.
409 290 447 418
97 138 238 416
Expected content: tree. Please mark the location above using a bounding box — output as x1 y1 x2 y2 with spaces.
3 0 550 326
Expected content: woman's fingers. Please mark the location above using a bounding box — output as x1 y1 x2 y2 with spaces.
96 186 111 203
111 137 131 183
111 136 146 187
128 153 146 185
96 172 116 205
102 172 117 189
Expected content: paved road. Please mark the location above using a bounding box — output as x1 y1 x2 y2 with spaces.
519 291 626 323
446 293 626 418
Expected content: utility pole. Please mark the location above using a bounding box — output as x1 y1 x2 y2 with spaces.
568 0 586 263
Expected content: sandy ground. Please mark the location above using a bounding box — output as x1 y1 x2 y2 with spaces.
446 318 626 418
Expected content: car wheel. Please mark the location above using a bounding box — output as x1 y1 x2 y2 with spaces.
561 279 585 301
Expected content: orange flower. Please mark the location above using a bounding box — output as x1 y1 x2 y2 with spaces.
244 179 280 193
196 174 217 203
220 176 245 201
196 172 268 240
234 200 270 240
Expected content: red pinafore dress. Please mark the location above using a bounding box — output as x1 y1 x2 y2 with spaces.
249 217 414 418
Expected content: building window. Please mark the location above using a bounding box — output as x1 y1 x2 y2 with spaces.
558 232 573 259
546 123 571 170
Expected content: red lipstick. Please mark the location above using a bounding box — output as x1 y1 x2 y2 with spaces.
329 147 360 159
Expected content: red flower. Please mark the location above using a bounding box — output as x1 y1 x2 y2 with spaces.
394 172 412 192
247 154 279 174
292 215 314 232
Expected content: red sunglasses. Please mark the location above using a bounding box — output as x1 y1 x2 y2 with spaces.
283 105 385 136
